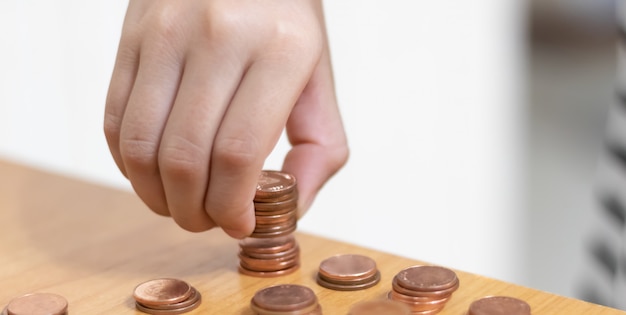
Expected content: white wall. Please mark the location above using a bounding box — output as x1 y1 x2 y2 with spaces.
0 1 526 285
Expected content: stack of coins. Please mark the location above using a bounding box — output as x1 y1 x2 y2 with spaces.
133 278 201 314
348 299 411 315
251 170 298 238
388 265 459 315
251 284 322 315
238 235 300 277
316 254 381 291
238 170 300 277
467 296 531 315
4 293 68 315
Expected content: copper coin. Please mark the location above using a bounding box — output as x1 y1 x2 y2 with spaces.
318 254 378 283
318 271 378 286
468 296 531 315
392 276 459 298
250 224 297 238
239 249 299 266
238 263 300 278
253 207 298 217
137 287 200 311
317 271 381 291
388 289 450 304
6 293 68 315
252 284 317 312
242 244 300 260
387 291 449 312
239 235 296 254
255 171 296 201
250 299 319 315
396 265 458 292
255 211 297 224
133 278 193 306
255 198 297 212
240 256 299 272
253 217 297 233
135 296 201 315
349 299 411 315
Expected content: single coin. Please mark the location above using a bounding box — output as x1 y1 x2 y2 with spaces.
318 254 378 282
238 263 300 278
252 284 317 312
255 171 297 201
317 271 381 291
6 293 68 315
239 235 296 254
392 276 459 298
468 296 531 315
396 265 458 292
133 278 193 306
349 299 411 315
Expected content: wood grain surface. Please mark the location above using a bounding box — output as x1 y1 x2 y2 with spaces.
0 160 623 314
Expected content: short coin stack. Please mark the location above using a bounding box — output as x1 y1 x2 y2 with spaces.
388 265 459 315
238 170 300 277
4 293 68 315
317 254 381 291
133 278 201 315
467 296 531 315
250 170 298 238
251 284 322 315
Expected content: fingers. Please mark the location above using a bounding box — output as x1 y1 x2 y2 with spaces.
283 45 349 217
104 19 141 177
117 36 185 216
158 49 245 232
206 54 317 238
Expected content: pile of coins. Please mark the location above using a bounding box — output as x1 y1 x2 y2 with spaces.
250 170 298 238
3 293 68 315
388 265 459 314
317 254 381 291
251 284 322 315
239 171 300 277
239 235 301 277
348 299 411 315
467 296 531 315
133 278 201 315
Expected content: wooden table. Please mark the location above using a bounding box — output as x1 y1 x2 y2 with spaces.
0 160 623 314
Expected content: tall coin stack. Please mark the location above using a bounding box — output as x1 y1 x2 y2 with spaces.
388 265 459 315
238 170 300 277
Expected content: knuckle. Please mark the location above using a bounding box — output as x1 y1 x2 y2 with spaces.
145 6 183 41
327 143 350 173
270 20 323 63
119 137 158 169
103 112 122 143
158 137 206 179
213 137 260 169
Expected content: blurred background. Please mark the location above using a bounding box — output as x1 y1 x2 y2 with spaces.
0 0 621 309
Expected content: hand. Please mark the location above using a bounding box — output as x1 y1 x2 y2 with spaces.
104 0 348 238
